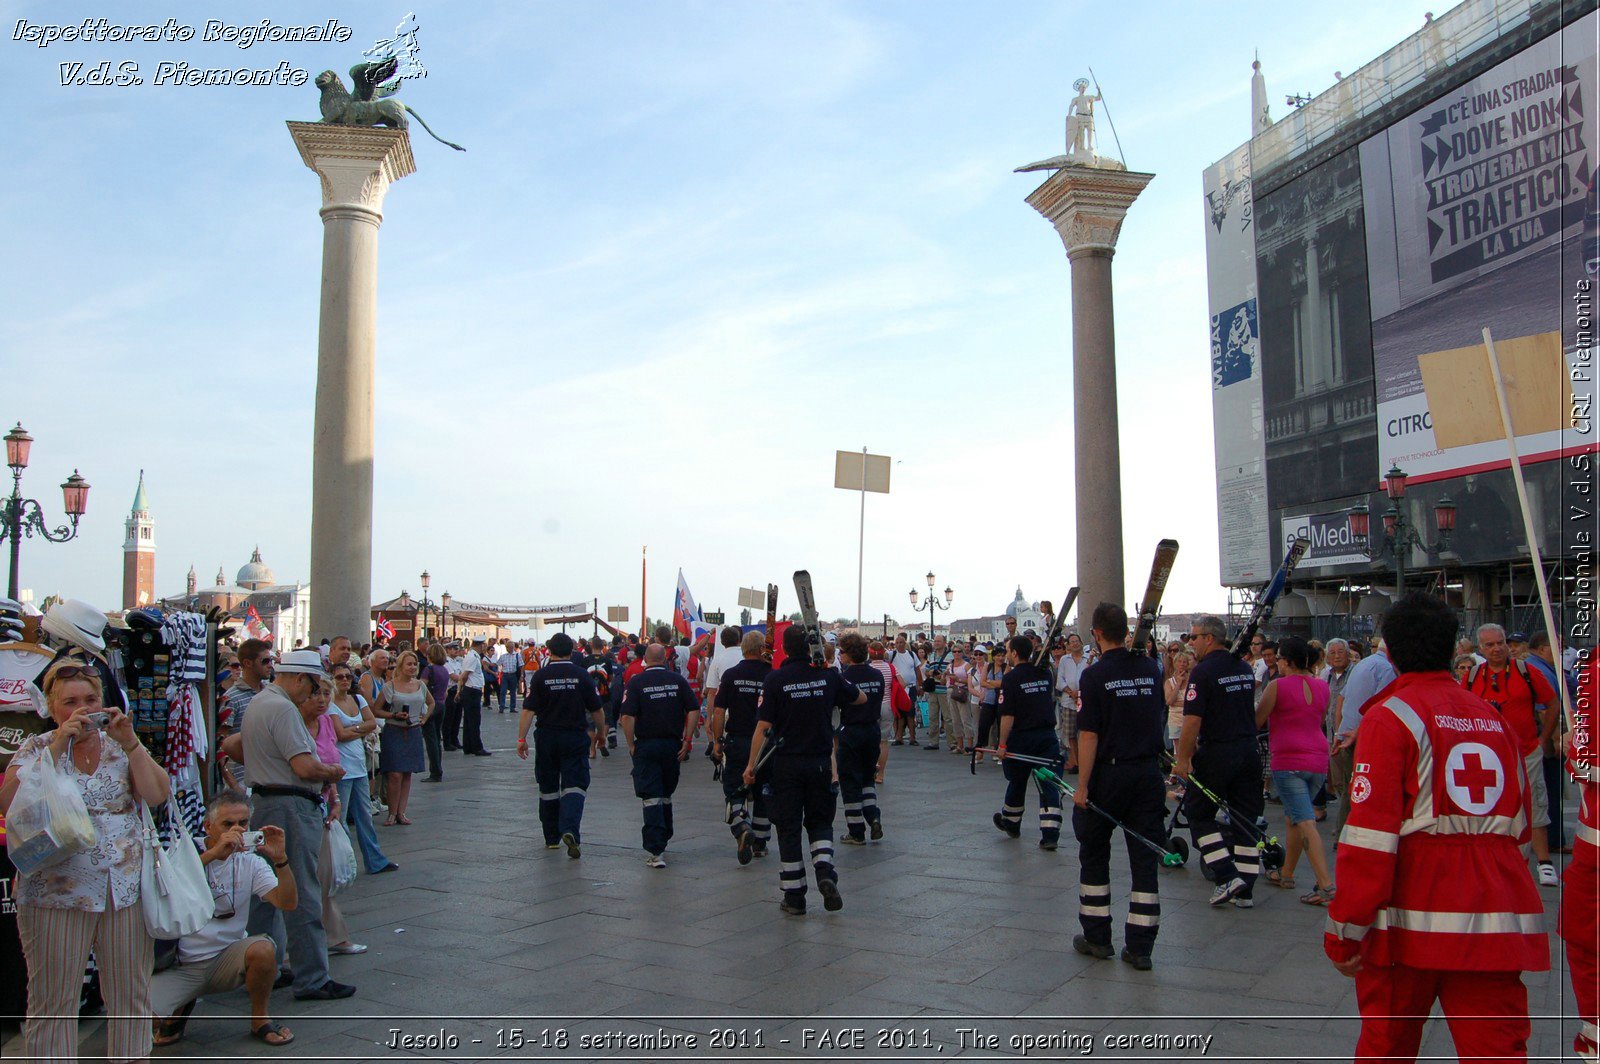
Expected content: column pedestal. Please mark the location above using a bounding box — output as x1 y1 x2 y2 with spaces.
1025 165 1153 634
287 122 415 643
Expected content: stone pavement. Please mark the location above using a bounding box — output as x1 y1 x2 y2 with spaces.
5 707 1585 1062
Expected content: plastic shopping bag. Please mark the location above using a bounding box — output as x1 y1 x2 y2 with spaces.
328 820 358 895
4 750 97 875
917 699 930 728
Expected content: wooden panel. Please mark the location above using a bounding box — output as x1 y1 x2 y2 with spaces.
1419 331 1571 448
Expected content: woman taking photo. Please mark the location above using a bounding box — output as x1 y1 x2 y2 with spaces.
1257 636 1335 905
0 660 171 1062
328 664 396 875
373 649 433 826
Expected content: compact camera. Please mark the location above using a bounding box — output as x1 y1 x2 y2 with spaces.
84 712 111 731
240 831 265 853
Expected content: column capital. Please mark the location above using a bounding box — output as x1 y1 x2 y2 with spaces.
287 121 416 222
1024 165 1154 256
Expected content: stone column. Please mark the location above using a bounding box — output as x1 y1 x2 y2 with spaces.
287 123 415 643
1024 165 1154 634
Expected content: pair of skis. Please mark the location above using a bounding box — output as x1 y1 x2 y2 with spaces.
1230 537 1310 657
1027 538 1180 668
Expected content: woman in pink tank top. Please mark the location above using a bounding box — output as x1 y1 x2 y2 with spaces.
1256 636 1335 905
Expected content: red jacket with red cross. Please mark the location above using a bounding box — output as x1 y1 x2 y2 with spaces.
1570 657 1599 868
1324 670 1548 971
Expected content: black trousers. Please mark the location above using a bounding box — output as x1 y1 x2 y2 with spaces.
534 727 591 843
1184 738 1266 894
442 688 462 748
460 687 485 754
976 703 999 751
421 712 443 779
631 737 681 855
720 735 770 843
1073 759 1164 954
836 723 881 840
771 755 837 899
1000 727 1063 842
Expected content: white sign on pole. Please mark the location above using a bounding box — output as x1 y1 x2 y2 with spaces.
606 606 629 623
737 587 766 610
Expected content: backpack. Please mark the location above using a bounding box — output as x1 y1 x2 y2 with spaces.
1466 659 1538 714
589 662 611 700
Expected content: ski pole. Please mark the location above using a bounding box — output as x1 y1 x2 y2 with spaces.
726 735 784 822
1030 766 1184 868
1162 753 1284 858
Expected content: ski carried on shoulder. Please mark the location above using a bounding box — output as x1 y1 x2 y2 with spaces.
1031 586 1080 668
764 583 779 659
792 570 827 667
1230 537 1310 656
1131 539 1180 657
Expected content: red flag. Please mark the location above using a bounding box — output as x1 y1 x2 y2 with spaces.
376 617 395 641
769 621 793 668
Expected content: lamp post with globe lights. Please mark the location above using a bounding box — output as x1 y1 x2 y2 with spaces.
419 569 434 642
1348 465 1459 597
2 423 91 600
908 571 954 640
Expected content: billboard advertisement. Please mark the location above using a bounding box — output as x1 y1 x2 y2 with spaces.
1204 143 1273 585
1360 10 1598 483
1280 509 1369 569
1254 146 1381 522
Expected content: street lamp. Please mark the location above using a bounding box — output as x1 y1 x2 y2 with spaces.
909 571 954 638
1349 465 1458 595
419 569 433 642
441 591 453 639
1 423 91 599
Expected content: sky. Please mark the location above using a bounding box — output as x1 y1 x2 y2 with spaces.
2 0 1434 628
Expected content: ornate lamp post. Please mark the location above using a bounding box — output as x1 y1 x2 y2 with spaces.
908 570 954 639
419 569 433 642
1349 465 1458 596
441 591 453 640
2 423 91 600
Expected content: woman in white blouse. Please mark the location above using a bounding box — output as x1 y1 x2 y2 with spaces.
0 660 171 1062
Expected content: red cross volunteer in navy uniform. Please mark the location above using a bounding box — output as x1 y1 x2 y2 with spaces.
1325 593 1547 1063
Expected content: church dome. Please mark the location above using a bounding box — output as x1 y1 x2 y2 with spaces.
237 547 275 590
1004 587 1028 618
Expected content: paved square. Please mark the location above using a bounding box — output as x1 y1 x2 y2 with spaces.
5 709 1584 1061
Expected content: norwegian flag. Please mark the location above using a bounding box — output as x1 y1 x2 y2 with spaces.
245 604 273 643
376 617 395 641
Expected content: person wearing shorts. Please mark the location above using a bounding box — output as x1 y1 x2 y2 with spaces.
1256 637 1335 905
152 793 300 1049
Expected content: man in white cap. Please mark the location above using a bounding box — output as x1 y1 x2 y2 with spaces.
236 649 353 1001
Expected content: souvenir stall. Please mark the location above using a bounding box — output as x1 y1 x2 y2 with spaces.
0 607 52 1028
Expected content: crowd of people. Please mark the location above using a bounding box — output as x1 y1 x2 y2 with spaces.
1 594 1594 1062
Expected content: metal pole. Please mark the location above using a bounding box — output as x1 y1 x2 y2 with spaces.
858 447 867 627
1394 513 1405 597
7 472 22 600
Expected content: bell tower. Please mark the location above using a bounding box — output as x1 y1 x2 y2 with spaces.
121 471 155 610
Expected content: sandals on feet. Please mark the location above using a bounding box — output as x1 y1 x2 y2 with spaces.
1300 885 1336 906
251 1020 295 1047
153 1002 195 1047
1266 869 1296 889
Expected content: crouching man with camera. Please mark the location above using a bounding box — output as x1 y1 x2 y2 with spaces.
151 791 299 1048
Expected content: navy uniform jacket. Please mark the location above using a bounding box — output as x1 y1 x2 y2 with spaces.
759 662 860 758
1077 647 1165 761
526 658 600 731
714 658 771 738
1000 662 1056 732
1184 649 1258 745
839 663 885 727
621 666 698 740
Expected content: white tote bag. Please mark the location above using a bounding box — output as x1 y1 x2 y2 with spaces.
139 804 212 939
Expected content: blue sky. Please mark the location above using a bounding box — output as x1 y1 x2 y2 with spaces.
3 0 1432 626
